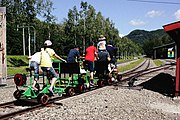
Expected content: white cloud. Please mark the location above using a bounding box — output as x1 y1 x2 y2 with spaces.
174 9 180 20
119 33 124 38
146 10 163 18
129 19 145 26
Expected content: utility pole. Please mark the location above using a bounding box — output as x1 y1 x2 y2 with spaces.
17 24 25 55
28 27 31 56
17 24 36 56
83 15 86 54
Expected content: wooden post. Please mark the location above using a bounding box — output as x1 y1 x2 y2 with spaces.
0 7 6 86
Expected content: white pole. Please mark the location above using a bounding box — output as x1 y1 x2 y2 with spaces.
22 24 25 55
34 29 36 52
28 27 31 57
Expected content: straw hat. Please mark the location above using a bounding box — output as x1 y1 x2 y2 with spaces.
98 35 106 40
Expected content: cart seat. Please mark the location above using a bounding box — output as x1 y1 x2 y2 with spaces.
94 61 109 76
60 63 80 74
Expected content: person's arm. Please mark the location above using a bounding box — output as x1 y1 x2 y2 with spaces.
53 53 67 62
28 56 32 59
77 50 80 58
107 56 111 61
94 47 98 59
107 52 111 61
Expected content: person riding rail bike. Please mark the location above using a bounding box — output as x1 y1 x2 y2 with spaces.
40 40 67 95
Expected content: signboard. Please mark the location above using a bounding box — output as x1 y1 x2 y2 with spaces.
168 47 174 58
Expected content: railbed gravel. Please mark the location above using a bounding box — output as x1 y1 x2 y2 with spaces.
1 59 179 120
7 85 180 120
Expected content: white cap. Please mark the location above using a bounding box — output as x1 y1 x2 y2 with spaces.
44 40 52 46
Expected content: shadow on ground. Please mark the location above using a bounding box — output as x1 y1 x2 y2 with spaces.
139 73 176 97
14 99 39 106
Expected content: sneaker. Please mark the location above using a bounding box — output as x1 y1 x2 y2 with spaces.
33 87 38 91
85 83 90 88
111 77 115 81
89 83 94 87
48 88 54 95
89 79 94 87
58 93 62 97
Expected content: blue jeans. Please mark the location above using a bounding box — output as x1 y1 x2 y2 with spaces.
41 67 57 78
85 60 94 72
30 61 39 80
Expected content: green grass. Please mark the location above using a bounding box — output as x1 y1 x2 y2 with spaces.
8 66 29 75
7 55 143 76
118 59 132 63
6 55 66 76
7 55 29 67
7 55 29 75
118 59 144 72
153 59 164 66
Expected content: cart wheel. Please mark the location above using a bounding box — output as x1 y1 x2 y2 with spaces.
14 74 22 86
77 84 84 93
37 93 49 105
117 74 122 81
66 87 75 97
14 74 26 86
13 90 24 100
97 80 104 87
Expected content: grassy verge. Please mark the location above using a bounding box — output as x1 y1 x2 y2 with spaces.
7 55 29 76
118 59 144 72
7 55 143 76
153 59 164 66
118 59 132 63
8 66 29 76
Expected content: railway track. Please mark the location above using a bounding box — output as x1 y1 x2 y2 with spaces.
0 87 102 120
0 59 175 119
116 59 174 89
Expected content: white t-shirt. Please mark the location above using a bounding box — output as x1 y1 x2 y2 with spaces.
30 52 41 64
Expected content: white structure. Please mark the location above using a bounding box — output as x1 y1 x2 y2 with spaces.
0 7 6 85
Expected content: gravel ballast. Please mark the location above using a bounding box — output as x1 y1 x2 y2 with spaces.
0 59 179 120
9 85 180 120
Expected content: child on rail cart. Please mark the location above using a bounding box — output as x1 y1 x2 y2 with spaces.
106 40 118 75
29 52 41 90
40 40 67 95
97 35 106 51
84 41 98 86
67 45 80 63
96 43 111 78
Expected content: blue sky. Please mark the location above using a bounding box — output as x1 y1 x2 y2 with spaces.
49 0 180 36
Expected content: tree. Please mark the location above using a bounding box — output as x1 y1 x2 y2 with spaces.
0 0 55 55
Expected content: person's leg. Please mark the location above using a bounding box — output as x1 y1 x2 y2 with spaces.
89 61 94 86
32 80 37 90
30 62 39 90
48 67 57 94
34 62 39 80
49 78 57 89
89 61 94 79
90 72 94 80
